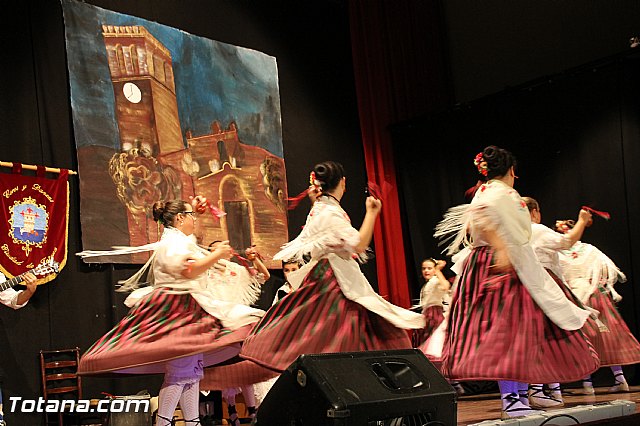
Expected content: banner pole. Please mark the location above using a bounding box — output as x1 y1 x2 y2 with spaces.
0 161 77 175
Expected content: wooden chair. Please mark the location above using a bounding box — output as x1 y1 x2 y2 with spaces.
39 347 100 425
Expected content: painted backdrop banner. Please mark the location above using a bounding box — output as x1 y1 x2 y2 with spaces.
61 0 288 265
0 166 68 283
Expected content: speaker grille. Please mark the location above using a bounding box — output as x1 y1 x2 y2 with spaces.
367 412 437 426
257 349 457 425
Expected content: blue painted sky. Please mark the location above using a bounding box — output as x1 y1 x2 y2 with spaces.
62 0 283 157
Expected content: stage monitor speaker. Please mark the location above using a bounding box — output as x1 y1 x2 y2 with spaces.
256 348 456 425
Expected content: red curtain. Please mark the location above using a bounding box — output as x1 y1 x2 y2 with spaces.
349 0 452 306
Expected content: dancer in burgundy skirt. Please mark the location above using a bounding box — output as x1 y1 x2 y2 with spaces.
524 197 599 407
412 258 450 348
557 220 640 394
77 198 264 426
201 161 425 390
435 146 599 418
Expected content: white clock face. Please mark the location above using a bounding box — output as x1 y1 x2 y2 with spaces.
123 82 142 104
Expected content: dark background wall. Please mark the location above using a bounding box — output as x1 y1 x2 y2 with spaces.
394 1 640 391
394 52 640 394
443 0 640 102
3 1 640 424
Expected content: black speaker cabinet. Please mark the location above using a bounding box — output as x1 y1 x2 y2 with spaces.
256 349 457 425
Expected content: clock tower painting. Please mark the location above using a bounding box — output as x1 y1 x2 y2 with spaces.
62 1 288 266
103 25 184 156
102 25 193 258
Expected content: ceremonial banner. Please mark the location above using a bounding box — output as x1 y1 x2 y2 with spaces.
0 165 68 283
62 0 288 265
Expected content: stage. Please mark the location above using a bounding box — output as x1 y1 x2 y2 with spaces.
457 386 640 425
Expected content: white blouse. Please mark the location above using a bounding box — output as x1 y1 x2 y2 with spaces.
437 179 590 331
275 196 425 329
83 227 264 330
530 222 573 279
419 276 447 309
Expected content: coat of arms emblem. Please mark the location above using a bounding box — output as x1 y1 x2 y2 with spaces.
8 196 49 256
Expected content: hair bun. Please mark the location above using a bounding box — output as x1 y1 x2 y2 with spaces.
312 161 345 192
314 164 328 180
152 201 166 223
480 145 516 179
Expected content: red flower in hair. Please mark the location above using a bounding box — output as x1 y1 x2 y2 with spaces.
474 152 488 176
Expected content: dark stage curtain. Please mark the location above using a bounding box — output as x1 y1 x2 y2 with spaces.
392 52 640 384
348 0 452 306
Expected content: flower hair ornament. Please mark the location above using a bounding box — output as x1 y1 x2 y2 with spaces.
287 171 324 210
474 152 488 176
309 171 323 190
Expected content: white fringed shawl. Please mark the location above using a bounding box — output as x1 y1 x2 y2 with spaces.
435 180 591 331
275 196 425 330
559 241 625 304
77 227 263 329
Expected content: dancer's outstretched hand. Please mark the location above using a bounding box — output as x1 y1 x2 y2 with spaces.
365 196 382 214
190 195 208 214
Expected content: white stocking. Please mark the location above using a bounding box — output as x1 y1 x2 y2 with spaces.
241 385 256 408
157 382 184 426
179 381 201 424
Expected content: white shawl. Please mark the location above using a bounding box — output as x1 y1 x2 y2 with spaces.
559 241 625 304
275 196 425 329
435 179 590 331
78 227 264 329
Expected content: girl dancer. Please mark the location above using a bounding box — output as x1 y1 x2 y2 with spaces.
201 161 425 390
523 197 596 407
77 197 264 426
413 258 450 348
413 259 466 396
272 259 300 306
435 146 599 418
557 219 640 394
205 242 266 426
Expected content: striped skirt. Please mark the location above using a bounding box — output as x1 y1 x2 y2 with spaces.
200 259 412 389
78 288 252 375
412 305 445 347
587 287 640 366
441 247 599 383
547 270 605 361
